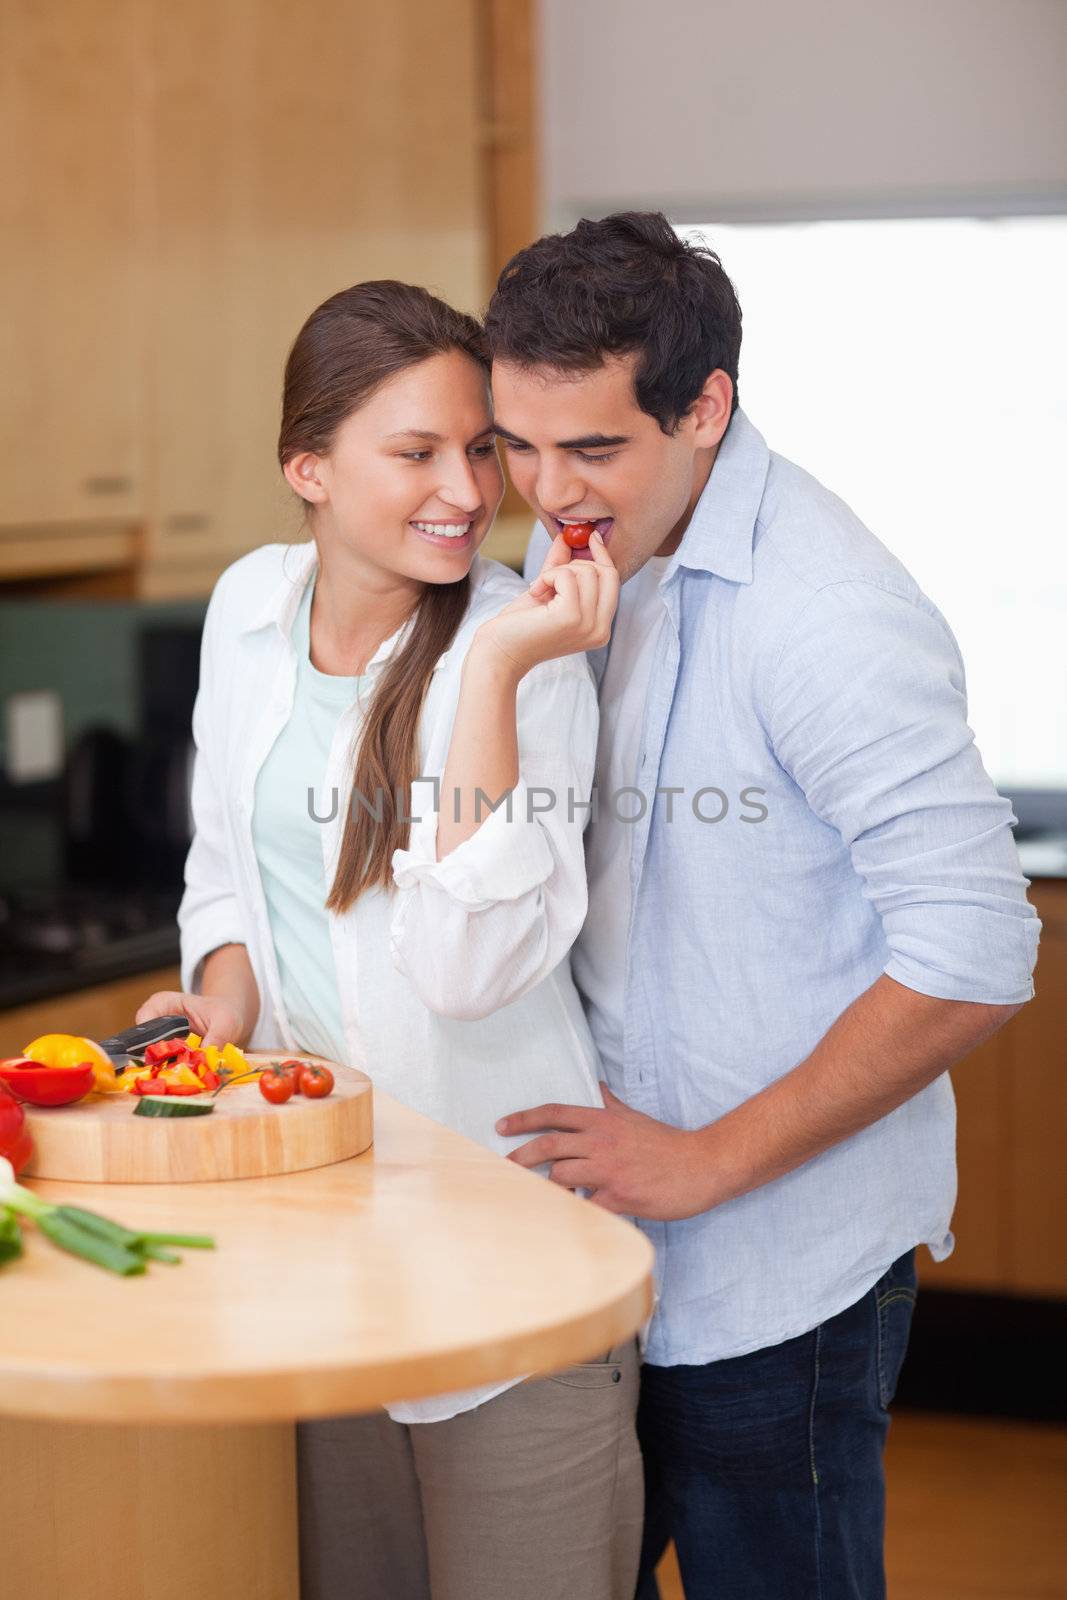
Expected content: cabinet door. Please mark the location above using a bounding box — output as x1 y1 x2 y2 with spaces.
0 0 146 530
920 880 1067 1298
1008 881 1067 1297
140 0 487 597
140 0 232 580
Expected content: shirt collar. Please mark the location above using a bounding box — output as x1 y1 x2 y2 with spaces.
238 539 471 676
665 408 771 586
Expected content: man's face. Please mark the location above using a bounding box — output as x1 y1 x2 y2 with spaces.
491 353 712 583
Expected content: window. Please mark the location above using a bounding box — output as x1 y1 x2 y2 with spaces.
677 217 1067 811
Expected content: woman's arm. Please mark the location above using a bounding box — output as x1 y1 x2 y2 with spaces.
436 530 616 859
435 646 520 857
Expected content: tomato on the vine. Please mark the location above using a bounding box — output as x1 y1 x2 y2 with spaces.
278 1058 308 1085
259 1066 295 1105
298 1065 334 1099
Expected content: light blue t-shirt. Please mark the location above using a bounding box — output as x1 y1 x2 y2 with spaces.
252 579 368 1063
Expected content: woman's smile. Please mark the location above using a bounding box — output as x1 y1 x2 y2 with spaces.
410 517 477 549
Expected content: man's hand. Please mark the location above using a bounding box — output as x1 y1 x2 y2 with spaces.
498 979 1026 1225
497 1084 711 1220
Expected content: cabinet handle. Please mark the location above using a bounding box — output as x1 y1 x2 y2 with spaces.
84 475 133 495
163 513 211 534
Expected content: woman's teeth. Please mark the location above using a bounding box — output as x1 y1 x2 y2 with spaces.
412 521 471 538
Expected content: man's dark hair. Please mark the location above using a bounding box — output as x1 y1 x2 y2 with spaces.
484 211 742 433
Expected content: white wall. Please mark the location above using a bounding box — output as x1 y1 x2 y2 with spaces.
540 0 1067 225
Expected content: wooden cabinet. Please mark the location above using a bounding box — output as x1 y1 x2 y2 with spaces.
140 0 487 599
0 0 147 542
921 879 1067 1298
1 0 496 596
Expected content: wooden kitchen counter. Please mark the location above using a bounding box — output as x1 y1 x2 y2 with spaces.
1 1091 653 1600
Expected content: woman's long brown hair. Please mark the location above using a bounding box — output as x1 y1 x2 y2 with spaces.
278 281 487 913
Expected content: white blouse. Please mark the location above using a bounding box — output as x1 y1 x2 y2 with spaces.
178 540 603 1422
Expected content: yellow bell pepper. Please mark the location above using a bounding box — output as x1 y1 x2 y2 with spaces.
22 1032 120 1094
185 1033 203 1049
158 1063 204 1091
221 1042 258 1081
119 1065 157 1093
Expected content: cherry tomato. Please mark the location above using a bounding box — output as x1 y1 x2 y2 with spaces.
561 521 595 549
298 1064 335 1099
278 1058 309 1085
259 1066 295 1105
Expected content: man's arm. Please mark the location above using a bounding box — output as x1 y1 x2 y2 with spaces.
502 578 1038 1217
500 977 1021 1218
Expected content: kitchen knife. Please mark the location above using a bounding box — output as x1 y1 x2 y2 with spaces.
97 1014 190 1067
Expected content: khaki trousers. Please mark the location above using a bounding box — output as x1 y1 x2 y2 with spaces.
297 1339 643 1600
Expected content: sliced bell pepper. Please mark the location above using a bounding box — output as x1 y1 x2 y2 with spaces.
144 1039 187 1067
0 1061 95 1107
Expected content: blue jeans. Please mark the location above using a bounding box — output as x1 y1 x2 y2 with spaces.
635 1250 917 1600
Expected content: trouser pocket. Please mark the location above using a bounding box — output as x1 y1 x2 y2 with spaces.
875 1250 918 1409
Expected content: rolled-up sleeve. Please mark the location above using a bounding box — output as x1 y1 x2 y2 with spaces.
177 591 246 992
769 579 1041 1005
389 658 599 1020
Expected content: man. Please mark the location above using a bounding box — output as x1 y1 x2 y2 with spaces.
485 211 1040 1599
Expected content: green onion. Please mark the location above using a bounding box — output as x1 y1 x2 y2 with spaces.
36 1212 146 1275
0 1209 22 1264
0 1156 215 1276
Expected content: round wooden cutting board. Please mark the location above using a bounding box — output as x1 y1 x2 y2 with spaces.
21 1055 373 1184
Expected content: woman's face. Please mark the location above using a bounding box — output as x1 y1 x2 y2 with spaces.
292 350 504 585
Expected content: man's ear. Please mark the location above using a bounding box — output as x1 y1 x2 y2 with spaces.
282 450 329 505
690 370 734 449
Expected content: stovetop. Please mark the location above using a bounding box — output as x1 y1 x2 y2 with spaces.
0 885 182 1011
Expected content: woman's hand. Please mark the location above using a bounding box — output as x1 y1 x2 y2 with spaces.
134 990 245 1048
474 530 618 680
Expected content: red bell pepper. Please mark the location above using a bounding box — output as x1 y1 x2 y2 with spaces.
144 1039 186 1067
0 1084 34 1173
0 1060 95 1107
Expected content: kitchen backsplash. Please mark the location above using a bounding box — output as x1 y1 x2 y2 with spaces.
0 598 207 774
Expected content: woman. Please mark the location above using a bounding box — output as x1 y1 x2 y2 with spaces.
135 280 640 1599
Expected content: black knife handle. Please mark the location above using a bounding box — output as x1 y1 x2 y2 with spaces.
99 1014 191 1061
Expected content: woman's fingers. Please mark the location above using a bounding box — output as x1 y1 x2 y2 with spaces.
539 556 613 645
588 531 620 638
134 991 237 1047
528 532 573 599
134 991 185 1025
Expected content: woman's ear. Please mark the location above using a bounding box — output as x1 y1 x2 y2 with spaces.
282 451 328 505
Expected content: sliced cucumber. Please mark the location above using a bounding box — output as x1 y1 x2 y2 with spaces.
133 1095 214 1119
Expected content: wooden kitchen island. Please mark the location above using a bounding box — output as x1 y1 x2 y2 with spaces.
0 1090 654 1600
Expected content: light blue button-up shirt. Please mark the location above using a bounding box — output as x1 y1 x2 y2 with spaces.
525 408 1040 1366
